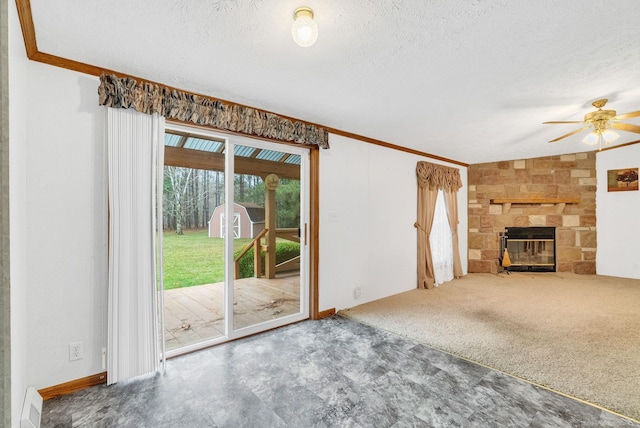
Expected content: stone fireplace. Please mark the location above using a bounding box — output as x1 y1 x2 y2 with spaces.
468 152 596 274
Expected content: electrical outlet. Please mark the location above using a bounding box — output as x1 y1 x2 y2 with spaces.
69 342 83 361
353 286 361 300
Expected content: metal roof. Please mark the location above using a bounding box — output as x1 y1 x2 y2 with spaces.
164 131 301 165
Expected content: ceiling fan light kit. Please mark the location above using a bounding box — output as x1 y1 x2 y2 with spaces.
544 98 640 150
582 129 619 146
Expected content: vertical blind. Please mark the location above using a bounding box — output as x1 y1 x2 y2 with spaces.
106 107 165 384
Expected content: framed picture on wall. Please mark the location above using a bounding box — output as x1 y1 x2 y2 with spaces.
607 168 639 192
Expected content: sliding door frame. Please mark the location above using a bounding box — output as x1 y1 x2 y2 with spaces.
163 121 317 357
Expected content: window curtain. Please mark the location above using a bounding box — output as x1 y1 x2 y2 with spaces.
416 186 438 288
443 189 464 278
416 161 463 289
106 107 165 384
430 191 454 285
97 73 330 149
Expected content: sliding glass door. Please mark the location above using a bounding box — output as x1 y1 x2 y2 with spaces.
162 123 309 356
232 143 306 333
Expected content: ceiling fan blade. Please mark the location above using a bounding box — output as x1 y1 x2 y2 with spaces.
543 121 584 124
548 126 590 142
609 122 640 134
614 110 640 120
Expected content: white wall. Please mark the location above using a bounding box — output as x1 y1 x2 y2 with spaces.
596 144 640 279
319 134 468 311
9 2 29 426
11 37 469 398
21 62 108 389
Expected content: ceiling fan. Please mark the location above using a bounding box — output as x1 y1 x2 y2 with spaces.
543 99 640 148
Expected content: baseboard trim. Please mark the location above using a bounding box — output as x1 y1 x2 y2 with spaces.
38 372 107 400
318 308 336 319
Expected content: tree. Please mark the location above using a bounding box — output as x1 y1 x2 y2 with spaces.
163 168 301 234
164 166 194 235
276 179 300 228
618 169 638 187
164 168 227 233
233 174 265 205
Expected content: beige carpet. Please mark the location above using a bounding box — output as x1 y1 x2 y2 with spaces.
340 272 640 421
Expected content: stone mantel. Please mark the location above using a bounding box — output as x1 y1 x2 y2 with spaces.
490 198 581 214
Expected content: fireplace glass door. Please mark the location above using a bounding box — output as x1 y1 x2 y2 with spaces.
505 227 556 272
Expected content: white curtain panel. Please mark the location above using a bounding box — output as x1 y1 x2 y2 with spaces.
106 107 165 384
429 190 454 285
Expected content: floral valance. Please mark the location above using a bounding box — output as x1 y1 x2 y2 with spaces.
416 161 462 191
98 73 329 149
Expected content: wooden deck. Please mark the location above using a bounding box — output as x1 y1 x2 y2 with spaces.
163 274 300 351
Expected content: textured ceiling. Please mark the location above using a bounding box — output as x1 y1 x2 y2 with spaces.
29 0 640 164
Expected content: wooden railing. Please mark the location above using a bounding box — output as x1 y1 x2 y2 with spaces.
233 227 302 279
234 228 268 279
275 255 300 273
275 228 300 243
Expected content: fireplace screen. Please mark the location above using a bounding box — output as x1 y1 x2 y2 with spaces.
503 227 556 272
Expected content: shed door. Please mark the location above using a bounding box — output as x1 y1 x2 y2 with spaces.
220 213 241 238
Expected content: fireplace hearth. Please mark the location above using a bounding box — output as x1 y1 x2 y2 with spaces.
500 227 556 272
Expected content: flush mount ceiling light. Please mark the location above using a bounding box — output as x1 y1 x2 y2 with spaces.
292 7 318 47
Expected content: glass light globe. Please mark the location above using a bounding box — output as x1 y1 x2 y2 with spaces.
582 132 599 145
602 129 619 143
292 8 318 47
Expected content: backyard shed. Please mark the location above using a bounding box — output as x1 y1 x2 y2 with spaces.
208 202 265 239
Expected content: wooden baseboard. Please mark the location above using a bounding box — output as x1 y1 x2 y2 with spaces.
318 308 336 319
39 372 107 400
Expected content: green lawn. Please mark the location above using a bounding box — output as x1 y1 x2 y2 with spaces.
162 229 301 290
162 229 251 290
